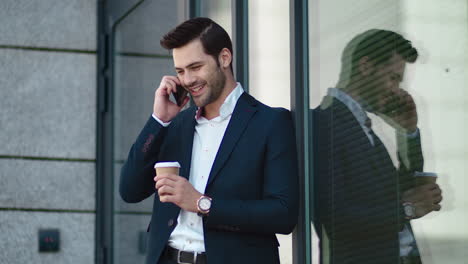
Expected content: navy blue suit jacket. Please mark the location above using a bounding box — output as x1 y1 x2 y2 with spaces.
312 98 423 264
120 93 299 264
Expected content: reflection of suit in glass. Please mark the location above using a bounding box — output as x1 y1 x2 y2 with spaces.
313 89 423 264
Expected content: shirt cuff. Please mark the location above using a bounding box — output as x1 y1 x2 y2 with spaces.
397 127 419 139
152 114 171 127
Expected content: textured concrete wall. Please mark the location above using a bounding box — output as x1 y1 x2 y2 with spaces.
0 212 95 264
0 0 96 49
0 0 97 263
0 49 96 159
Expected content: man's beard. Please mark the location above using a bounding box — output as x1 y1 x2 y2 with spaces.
193 66 227 108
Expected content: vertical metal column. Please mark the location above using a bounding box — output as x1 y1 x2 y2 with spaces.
232 0 249 92
189 0 201 18
290 0 311 263
96 0 114 263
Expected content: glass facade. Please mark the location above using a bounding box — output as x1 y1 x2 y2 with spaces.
308 1 468 263
98 1 468 263
109 1 185 263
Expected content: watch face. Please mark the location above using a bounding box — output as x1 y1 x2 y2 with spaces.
199 197 211 211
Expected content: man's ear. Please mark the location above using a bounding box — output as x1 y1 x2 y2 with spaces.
218 48 232 69
358 56 373 76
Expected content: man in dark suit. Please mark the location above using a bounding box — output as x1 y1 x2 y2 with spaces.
120 17 298 264
313 30 443 264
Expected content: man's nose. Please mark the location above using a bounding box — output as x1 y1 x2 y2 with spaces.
182 72 196 87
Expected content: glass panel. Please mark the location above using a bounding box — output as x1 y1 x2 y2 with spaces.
248 1 292 263
248 0 290 110
200 0 232 37
309 1 468 263
112 1 185 263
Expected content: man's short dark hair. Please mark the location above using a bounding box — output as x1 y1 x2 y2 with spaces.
160 17 233 72
352 29 418 66
339 29 419 82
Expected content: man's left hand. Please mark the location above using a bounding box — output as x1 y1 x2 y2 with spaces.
154 174 202 212
402 183 443 219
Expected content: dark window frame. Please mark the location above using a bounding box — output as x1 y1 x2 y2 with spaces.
290 0 312 263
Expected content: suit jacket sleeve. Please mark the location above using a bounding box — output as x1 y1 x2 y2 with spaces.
204 109 299 235
119 116 168 203
397 130 424 192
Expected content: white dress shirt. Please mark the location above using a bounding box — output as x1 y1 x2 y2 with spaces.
153 83 244 253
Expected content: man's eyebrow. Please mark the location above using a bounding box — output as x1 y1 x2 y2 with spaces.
175 61 203 71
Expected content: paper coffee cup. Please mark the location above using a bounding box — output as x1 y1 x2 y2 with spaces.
414 171 437 185
154 161 180 175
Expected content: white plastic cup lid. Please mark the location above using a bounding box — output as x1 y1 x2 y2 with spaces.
414 171 438 177
154 161 181 168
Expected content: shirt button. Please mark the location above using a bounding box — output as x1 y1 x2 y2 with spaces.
168 219 174 227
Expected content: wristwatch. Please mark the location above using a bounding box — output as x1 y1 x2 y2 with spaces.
197 195 212 216
403 202 416 220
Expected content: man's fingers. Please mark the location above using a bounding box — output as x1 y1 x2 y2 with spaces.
155 177 176 189
165 75 181 85
431 187 442 197
157 76 180 95
433 193 443 204
154 173 180 182
159 193 182 205
165 79 178 95
403 183 442 203
165 76 182 94
432 203 442 211
159 193 174 203
157 185 175 196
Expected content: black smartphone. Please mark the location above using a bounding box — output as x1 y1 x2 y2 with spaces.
173 84 188 106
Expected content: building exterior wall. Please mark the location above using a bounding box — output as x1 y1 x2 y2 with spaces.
0 0 97 263
2 1 466 263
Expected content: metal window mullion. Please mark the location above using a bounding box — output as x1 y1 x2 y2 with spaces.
290 0 311 264
96 0 114 263
233 0 249 92
189 0 201 18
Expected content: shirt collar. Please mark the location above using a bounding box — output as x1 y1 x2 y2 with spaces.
195 82 244 123
327 87 368 126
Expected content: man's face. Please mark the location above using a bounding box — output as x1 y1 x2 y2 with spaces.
360 53 407 105
173 39 226 108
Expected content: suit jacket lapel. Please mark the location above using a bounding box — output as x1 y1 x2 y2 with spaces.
207 93 258 186
180 107 197 180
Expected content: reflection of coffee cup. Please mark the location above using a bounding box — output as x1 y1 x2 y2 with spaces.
154 162 181 176
414 171 437 186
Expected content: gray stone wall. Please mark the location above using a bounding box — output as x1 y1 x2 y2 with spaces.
0 0 97 263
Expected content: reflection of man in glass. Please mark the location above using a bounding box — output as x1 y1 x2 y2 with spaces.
313 30 443 264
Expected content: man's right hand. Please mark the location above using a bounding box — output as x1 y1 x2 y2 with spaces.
377 88 418 133
153 76 190 122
